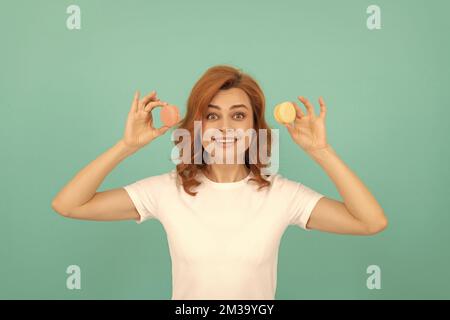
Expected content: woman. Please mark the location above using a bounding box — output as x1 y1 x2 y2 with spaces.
51 65 388 300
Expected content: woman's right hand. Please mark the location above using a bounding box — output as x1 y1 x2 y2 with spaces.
122 90 172 151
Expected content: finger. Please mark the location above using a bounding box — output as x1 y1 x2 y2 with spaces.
143 100 169 113
138 90 157 111
284 122 295 136
155 125 170 136
318 96 327 119
139 90 157 111
291 101 305 119
298 96 316 117
131 90 140 113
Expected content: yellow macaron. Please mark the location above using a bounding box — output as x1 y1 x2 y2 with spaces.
274 102 296 124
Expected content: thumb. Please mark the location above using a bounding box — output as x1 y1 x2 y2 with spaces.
156 125 170 136
284 122 295 135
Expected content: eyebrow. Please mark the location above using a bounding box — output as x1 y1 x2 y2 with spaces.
208 104 249 110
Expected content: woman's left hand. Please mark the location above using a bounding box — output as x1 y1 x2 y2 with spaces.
284 96 330 153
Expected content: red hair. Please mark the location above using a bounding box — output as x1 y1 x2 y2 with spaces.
174 64 274 196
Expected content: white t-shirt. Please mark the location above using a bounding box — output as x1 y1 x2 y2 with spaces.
123 168 324 300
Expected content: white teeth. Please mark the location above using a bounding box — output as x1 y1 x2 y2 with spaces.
214 137 238 143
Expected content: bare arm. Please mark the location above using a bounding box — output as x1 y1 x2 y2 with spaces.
51 89 172 221
285 96 387 235
306 145 388 235
51 140 140 220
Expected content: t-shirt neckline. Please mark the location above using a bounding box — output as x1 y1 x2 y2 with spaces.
199 170 252 189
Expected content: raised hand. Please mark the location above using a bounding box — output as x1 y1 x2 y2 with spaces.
284 96 329 153
122 90 172 150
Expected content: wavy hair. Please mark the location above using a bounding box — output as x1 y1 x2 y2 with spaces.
173 64 274 196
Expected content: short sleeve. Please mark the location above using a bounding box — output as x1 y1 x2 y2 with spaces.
281 176 325 231
123 177 159 224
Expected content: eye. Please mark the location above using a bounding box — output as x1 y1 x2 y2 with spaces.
233 112 246 120
206 113 219 120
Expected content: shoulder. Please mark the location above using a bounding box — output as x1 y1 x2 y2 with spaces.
261 172 322 200
131 169 179 189
262 172 299 189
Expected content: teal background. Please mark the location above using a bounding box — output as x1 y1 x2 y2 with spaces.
1 0 449 299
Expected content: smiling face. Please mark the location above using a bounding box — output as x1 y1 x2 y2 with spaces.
201 87 255 163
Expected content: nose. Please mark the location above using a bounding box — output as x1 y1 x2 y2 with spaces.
219 127 236 138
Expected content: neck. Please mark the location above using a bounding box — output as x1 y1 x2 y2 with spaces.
203 164 250 183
